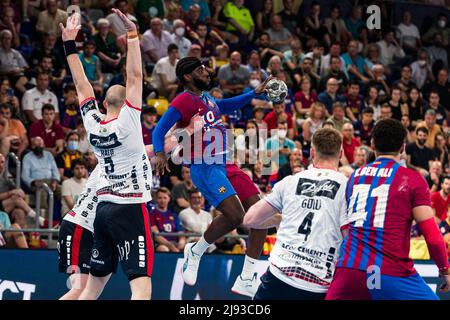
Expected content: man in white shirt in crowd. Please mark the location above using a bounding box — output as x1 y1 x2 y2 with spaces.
142 17 174 64
171 19 191 59
61 159 87 216
376 29 405 66
396 11 421 55
22 72 59 123
150 44 179 101
411 49 434 90
179 189 213 244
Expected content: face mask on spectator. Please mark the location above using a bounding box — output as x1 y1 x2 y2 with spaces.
249 79 261 88
33 146 44 156
418 60 427 67
175 27 185 37
68 141 79 152
278 129 287 139
438 20 446 28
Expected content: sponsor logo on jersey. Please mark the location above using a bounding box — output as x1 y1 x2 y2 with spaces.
89 133 122 149
218 186 226 193
296 178 340 199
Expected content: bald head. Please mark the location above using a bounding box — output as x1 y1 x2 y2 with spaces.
105 85 126 111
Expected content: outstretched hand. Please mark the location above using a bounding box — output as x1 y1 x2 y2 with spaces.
59 12 81 41
254 75 273 95
111 8 137 32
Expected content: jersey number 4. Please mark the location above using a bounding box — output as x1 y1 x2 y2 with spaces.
347 184 389 228
298 212 314 241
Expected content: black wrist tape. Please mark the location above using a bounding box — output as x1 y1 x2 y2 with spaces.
63 40 77 56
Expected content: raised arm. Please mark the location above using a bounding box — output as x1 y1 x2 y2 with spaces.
59 13 94 104
112 8 142 108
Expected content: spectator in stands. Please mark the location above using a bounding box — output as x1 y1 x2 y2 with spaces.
142 17 174 64
304 1 331 47
223 0 255 46
406 126 436 177
319 55 348 94
411 49 434 90
267 56 293 89
0 77 19 108
0 102 28 157
255 0 273 34
318 77 346 114
438 209 450 251
218 51 249 97
364 86 381 120
264 101 294 138
378 103 393 121
252 159 268 194
29 54 66 90
56 131 83 181
94 18 121 75
354 107 375 146
376 29 406 67
182 0 211 25
29 104 64 156
79 40 103 95
149 187 186 252
21 136 60 216
235 119 265 165
266 121 295 168
35 0 68 37
0 211 28 248
135 0 165 32
171 19 191 59
305 41 326 79
171 166 195 214
76 119 91 154
141 105 157 146
302 102 326 143
22 73 59 123
431 176 450 223
30 32 64 75
0 30 28 88
258 33 284 71
427 160 444 193
277 148 302 181
0 5 20 48
0 153 39 228
323 4 350 45
328 102 351 133
293 76 317 127
253 106 268 134
387 86 408 121
426 32 448 70
396 10 421 56
344 81 364 122
350 146 368 170
341 40 369 84
368 64 391 99
423 13 450 47
393 65 416 101
434 133 449 172
345 5 364 40
417 109 442 149
283 39 304 76
191 22 221 58
425 90 447 127
106 0 137 37
179 189 212 243
150 43 179 101
61 159 87 216
341 122 360 165
424 68 450 106
266 15 293 53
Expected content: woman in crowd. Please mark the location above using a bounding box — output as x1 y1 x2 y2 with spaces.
407 87 425 127
293 76 317 127
302 102 326 143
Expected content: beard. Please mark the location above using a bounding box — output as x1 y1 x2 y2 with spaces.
418 139 426 146
193 77 210 91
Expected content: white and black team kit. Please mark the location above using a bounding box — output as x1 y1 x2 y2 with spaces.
254 168 348 300
58 166 100 274
79 97 154 279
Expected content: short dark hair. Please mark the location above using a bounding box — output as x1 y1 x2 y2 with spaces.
371 119 406 154
66 130 80 141
362 107 374 115
41 103 55 113
71 158 86 171
442 176 450 184
167 43 178 54
312 128 342 159
84 40 96 47
416 126 429 136
189 188 202 198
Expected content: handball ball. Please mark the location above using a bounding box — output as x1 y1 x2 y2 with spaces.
266 79 288 104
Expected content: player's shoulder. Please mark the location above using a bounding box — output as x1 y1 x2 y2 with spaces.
171 91 196 108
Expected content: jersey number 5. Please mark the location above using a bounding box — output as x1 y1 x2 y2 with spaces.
104 157 115 174
347 184 389 228
298 212 314 241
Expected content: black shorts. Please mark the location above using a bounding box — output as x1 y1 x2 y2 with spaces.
254 269 327 300
58 220 93 274
90 202 154 278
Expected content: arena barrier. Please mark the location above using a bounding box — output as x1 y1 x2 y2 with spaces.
0 249 448 300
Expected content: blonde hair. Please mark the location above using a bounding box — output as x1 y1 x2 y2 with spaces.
309 102 327 120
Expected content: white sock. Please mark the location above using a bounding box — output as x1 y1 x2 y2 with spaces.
191 236 211 256
241 255 258 279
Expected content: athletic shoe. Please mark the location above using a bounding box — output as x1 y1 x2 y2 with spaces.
231 272 261 298
181 242 201 286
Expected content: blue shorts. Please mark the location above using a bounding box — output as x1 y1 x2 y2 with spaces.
370 273 439 300
189 163 236 208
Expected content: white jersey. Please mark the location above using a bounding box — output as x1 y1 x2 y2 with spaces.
63 165 100 233
264 168 348 293
80 97 152 204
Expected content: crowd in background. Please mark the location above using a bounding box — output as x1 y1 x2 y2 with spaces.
0 0 449 257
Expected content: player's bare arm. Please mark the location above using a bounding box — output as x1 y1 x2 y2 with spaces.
112 8 142 108
243 199 280 229
59 13 95 104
